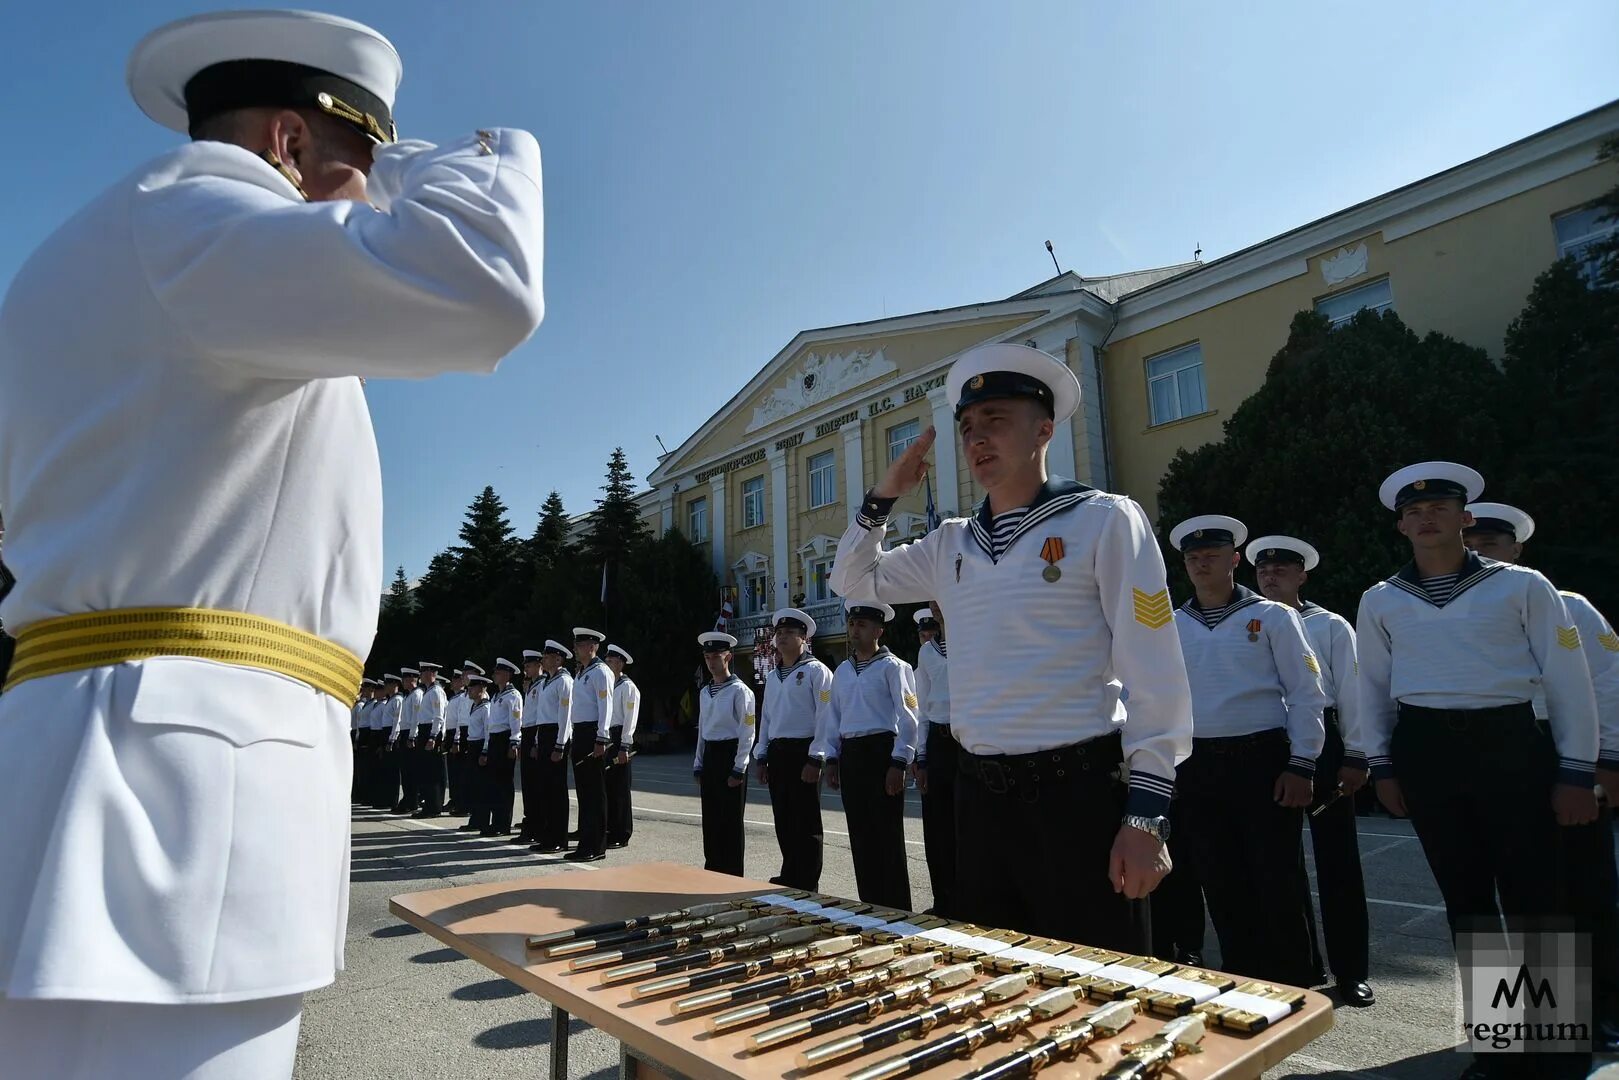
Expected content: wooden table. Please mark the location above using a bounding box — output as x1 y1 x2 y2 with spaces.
390 862 1332 1080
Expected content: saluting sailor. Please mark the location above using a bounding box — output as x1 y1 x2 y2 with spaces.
528 640 576 855
516 649 546 844
1248 535 1374 1006
810 600 918 911
568 628 616 862
829 343 1193 953
0 7 544 1072
694 632 756 877
604 643 641 850
755 607 833 891
911 605 959 917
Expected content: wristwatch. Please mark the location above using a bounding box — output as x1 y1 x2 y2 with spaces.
1123 814 1171 843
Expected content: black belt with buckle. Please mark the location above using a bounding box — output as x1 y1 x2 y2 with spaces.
957 732 1123 801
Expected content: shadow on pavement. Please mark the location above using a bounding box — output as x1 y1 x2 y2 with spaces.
369 923 422 939
410 947 467 964
452 978 527 1002
473 1013 590 1050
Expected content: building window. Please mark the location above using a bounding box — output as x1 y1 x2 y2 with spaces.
1554 205 1615 286
886 419 921 462
742 572 769 615
807 450 836 508
807 557 834 602
687 497 709 543
740 475 766 529
1315 276 1393 327
1146 343 1207 427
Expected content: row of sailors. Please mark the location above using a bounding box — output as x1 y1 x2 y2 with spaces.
349 629 643 863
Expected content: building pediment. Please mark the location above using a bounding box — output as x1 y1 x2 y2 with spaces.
746 347 898 433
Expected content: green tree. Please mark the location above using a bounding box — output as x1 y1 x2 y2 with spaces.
580 448 652 631
615 527 719 740
1491 257 1619 615
1156 308 1505 616
453 486 519 592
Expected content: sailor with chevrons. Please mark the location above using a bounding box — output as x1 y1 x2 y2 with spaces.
1360 465 1599 946
756 608 833 890
482 657 523 837
604 643 641 849
1170 515 1327 988
694 632 756 877
568 628 615 862
831 343 1193 954
1463 501 1619 1053
911 605 960 918
809 599 919 911
413 661 449 817
528 640 575 854
1248 535 1374 1006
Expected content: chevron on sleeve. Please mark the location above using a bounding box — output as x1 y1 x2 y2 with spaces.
1133 587 1172 630
1557 626 1582 650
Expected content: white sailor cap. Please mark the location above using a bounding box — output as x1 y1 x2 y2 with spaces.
383 673 401 684
462 660 485 676
1170 515 1248 552
468 673 492 685
521 649 543 661
450 668 464 677
543 640 572 658
607 645 634 665
573 627 606 643
845 599 896 623
494 657 520 673
1465 502 1535 543
1246 535 1320 571
418 660 441 671
947 343 1080 425
399 666 420 677
128 10 402 144
772 607 817 639
359 677 376 687
1378 461 1484 511
913 607 939 627
699 632 738 652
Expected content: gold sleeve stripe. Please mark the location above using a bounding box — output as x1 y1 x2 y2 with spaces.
1303 653 1321 675
1601 631 1619 653
1557 626 1582 651
1133 588 1172 630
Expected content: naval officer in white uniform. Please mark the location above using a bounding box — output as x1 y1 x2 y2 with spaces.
0 9 544 1076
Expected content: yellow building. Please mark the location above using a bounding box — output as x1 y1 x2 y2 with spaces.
646 101 1618 653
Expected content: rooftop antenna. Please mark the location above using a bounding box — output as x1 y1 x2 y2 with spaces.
1045 239 1061 276
1194 241 1203 261
654 435 670 456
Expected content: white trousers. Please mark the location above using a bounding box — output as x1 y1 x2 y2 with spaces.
0 994 303 1079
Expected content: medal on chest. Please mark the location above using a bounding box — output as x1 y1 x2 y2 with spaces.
1246 618 1262 642
1040 536 1066 583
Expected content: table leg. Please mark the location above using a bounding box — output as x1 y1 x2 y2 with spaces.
552 1006 570 1080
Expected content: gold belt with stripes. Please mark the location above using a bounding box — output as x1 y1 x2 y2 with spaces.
2 607 363 705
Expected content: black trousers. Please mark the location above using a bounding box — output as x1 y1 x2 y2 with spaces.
1175 729 1315 987
956 732 1146 954
517 728 542 839
414 724 446 815
395 731 419 811
920 724 960 917
463 739 488 826
530 725 570 848
448 727 469 810
1306 716 1369 984
1150 803 1206 960
351 732 362 801
1393 703 1562 940
482 732 515 833
839 733 911 911
699 739 747 876
766 737 823 890
605 725 635 844
1560 797 1619 1036
571 723 608 857
373 735 399 809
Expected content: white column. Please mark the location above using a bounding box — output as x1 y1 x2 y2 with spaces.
1073 340 1108 488
659 488 674 535
768 447 790 612
709 475 727 582
842 423 865 526
927 387 959 517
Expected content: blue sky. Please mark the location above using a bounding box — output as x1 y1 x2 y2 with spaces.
3 2 1616 579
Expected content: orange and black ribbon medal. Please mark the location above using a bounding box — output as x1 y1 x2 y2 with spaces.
1040 537 1066 583
1246 618 1262 642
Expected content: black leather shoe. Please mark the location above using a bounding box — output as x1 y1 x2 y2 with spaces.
1337 981 1375 1007
531 843 566 855
564 849 606 863
606 839 629 850
1174 950 1204 967
768 876 786 886
457 823 480 832
1595 1017 1619 1053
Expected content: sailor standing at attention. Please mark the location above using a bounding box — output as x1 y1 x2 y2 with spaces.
567 628 615 862
528 640 576 855
755 608 833 891
604 643 641 849
911 605 960 917
694 632 756 877
829 343 1192 953
0 8 544 1075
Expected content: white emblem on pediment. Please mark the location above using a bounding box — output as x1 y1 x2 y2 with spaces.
1320 243 1369 286
747 348 897 432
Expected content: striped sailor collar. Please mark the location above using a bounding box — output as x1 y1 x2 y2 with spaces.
775 656 817 680
851 645 894 672
1297 600 1328 619
1386 549 1505 608
967 477 1097 562
706 674 742 694
1180 583 1266 629
543 668 569 684
928 638 947 656
581 656 606 673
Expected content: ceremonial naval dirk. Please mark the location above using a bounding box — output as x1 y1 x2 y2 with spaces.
527 897 760 950
1098 1012 1205 1079
671 943 904 1017
545 906 755 959
845 985 1080 1080
568 914 796 972
798 973 1032 1072
749 962 978 1053
632 934 860 1000
599 924 825 986
957 1000 1140 1080
706 951 942 1034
